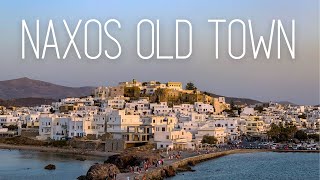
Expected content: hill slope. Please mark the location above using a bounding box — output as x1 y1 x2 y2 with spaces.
0 98 56 107
203 92 261 105
0 77 95 100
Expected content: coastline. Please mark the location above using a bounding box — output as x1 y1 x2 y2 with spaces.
133 149 319 180
134 149 265 180
1 143 319 180
0 143 118 157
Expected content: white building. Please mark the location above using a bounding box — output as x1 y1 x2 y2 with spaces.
194 102 214 114
107 110 142 139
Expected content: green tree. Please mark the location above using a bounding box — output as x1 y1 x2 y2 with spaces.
185 82 196 90
267 123 297 142
294 130 308 141
254 106 264 113
201 135 218 144
308 134 320 142
267 123 281 141
298 114 307 119
230 100 236 110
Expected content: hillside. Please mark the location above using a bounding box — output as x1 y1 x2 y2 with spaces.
203 92 261 105
0 98 56 107
0 77 264 107
0 77 95 100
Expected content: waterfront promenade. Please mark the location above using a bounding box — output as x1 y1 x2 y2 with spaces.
117 149 267 180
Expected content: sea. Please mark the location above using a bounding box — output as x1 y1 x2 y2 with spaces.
0 150 319 180
0 149 107 180
170 152 320 180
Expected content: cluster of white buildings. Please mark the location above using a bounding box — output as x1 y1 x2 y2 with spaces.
0 80 319 150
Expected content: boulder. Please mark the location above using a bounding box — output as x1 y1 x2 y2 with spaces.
44 164 56 170
86 163 120 180
188 160 196 166
76 157 86 161
105 149 160 172
77 175 87 180
164 166 176 177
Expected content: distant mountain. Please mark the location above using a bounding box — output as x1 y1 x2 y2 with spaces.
0 77 95 100
276 101 298 106
0 77 263 107
202 92 261 105
0 98 56 107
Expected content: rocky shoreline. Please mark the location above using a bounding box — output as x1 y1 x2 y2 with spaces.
134 149 320 180
134 149 267 179
0 143 118 157
1 143 318 180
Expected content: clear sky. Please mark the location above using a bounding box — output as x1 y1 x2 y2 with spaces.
0 0 319 105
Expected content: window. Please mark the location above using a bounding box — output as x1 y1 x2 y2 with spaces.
88 126 91 129
162 127 165 131
166 135 169 139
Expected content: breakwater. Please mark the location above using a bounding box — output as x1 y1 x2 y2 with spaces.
135 149 263 180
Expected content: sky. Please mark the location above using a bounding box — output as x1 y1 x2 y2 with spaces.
0 0 319 105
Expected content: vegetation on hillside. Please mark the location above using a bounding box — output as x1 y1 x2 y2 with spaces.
267 123 319 142
201 135 218 144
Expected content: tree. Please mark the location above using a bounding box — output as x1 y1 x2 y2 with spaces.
230 100 236 110
267 123 297 142
2 125 18 131
294 130 308 141
298 114 307 119
185 82 196 90
308 134 320 142
254 106 264 113
201 135 218 144
50 108 55 114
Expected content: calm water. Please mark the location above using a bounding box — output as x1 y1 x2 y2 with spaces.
0 149 106 180
171 152 320 180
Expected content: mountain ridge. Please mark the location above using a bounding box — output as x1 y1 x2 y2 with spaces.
0 77 95 100
0 77 297 107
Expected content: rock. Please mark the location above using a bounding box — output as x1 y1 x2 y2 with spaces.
164 166 176 177
76 157 86 161
188 160 196 166
86 163 120 180
77 175 86 180
44 164 56 170
105 151 160 172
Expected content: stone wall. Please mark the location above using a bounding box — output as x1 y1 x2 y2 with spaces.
20 128 39 138
105 139 125 152
69 140 105 151
136 149 252 180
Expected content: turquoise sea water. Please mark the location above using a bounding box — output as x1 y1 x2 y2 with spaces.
170 152 320 180
0 149 106 180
